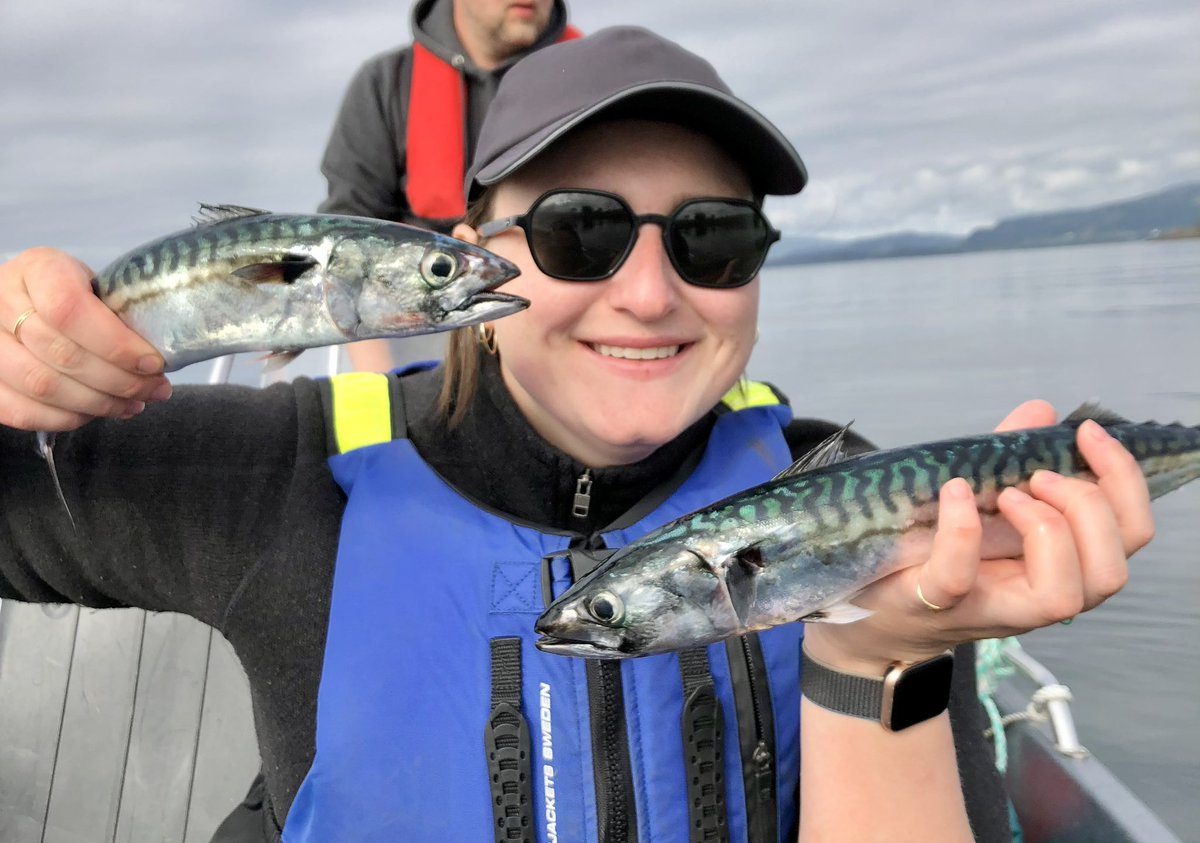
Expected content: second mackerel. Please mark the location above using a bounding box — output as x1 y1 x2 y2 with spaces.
535 404 1200 658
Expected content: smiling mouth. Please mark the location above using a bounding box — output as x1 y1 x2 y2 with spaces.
590 343 683 361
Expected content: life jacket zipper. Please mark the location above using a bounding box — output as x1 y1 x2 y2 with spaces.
572 469 593 519
571 534 638 842
727 634 778 843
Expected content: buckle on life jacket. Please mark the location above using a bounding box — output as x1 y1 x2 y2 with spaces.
540 547 616 607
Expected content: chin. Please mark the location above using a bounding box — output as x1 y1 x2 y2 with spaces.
592 415 690 457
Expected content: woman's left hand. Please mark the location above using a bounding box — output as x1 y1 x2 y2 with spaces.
802 399 1156 674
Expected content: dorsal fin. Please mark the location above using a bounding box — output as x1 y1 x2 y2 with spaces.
771 423 852 481
193 203 272 225
1064 401 1131 427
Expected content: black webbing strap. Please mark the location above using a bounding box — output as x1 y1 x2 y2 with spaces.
678 647 729 843
485 637 533 843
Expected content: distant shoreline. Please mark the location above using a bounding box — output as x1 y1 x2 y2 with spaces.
767 181 1200 267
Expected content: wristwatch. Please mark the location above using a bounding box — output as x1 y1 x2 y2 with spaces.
800 645 955 731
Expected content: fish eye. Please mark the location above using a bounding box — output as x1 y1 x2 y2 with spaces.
420 249 459 288
587 591 625 626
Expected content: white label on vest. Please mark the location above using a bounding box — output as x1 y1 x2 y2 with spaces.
540 681 558 841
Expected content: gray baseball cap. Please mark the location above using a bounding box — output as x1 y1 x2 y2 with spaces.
465 26 807 201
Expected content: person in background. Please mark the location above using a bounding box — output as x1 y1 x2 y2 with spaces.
0 27 1153 843
322 0 578 372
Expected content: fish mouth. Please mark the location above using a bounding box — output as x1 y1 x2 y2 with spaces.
446 290 530 327
535 634 627 659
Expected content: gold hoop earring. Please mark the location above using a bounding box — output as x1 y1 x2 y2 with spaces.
476 323 498 356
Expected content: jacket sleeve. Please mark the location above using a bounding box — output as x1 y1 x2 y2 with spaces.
0 378 345 634
317 49 413 222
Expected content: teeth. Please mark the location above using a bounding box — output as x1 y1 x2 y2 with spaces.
593 343 681 360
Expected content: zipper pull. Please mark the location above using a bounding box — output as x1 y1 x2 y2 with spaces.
572 469 593 519
753 740 774 800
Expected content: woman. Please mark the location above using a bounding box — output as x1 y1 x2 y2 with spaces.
0 27 1152 843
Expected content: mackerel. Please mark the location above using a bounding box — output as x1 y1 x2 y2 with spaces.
535 404 1200 658
39 204 527 525
93 204 524 369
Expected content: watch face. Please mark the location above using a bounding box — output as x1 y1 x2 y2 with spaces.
883 654 954 731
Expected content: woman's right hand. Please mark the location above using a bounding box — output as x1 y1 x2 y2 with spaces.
0 248 172 433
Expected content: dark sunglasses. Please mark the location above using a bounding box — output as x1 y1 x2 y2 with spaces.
477 189 781 289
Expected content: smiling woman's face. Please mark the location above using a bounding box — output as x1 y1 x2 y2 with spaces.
455 119 761 468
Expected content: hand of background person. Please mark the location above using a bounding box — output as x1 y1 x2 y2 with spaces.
0 248 172 433
802 399 1155 674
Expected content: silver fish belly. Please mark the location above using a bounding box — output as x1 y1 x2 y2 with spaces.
39 204 527 525
92 204 525 371
536 404 1200 658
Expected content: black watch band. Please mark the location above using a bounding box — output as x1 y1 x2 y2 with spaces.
801 646 955 731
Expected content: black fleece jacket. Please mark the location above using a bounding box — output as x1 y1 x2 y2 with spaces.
0 359 1009 840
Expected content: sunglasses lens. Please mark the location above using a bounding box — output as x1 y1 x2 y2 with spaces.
528 192 632 280
670 201 773 288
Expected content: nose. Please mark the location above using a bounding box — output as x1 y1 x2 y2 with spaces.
603 222 681 321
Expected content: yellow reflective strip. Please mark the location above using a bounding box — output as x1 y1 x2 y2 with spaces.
330 372 392 454
720 379 780 412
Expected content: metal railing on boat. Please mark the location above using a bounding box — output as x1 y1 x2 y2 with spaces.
980 638 1183 843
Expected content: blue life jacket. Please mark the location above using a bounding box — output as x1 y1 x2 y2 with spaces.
283 371 806 843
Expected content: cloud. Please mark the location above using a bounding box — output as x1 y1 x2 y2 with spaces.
1 0 1197 257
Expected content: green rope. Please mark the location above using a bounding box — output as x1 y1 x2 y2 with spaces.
976 637 1025 843
976 637 1019 772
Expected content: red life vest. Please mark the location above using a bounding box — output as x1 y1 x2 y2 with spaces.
405 26 582 222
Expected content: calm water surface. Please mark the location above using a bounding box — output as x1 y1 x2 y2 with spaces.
753 240 1200 841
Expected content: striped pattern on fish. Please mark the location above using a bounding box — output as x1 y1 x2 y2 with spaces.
37 204 527 527
91 205 525 371
535 404 1200 658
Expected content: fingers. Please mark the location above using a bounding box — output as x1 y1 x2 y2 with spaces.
20 251 166 375
0 379 96 433
1073 420 1156 555
0 339 150 427
997 485 1086 623
914 478 981 612
994 399 1056 432
0 248 171 430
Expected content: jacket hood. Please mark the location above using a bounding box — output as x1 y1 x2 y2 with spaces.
410 0 571 75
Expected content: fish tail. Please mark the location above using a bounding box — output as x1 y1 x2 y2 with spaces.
1119 422 1200 501
36 431 76 531
1146 457 1200 500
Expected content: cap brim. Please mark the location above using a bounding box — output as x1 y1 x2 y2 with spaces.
471 82 807 198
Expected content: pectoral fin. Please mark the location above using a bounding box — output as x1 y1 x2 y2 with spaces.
231 255 319 285
798 600 873 624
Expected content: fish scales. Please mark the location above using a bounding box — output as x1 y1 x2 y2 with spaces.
536 410 1200 658
38 204 527 527
92 208 525 371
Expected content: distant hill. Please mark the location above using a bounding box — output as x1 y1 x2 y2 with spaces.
769 181 1200 265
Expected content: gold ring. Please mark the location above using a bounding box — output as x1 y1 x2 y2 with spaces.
12 308 36 344
917 582 947 612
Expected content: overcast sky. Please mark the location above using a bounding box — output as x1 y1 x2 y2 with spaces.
2 0 1197 265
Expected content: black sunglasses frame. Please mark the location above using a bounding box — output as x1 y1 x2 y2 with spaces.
477 189 781 289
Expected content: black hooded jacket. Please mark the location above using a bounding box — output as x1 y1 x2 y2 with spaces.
316 0 574 230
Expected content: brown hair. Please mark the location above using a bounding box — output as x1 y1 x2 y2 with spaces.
437 189 498 426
